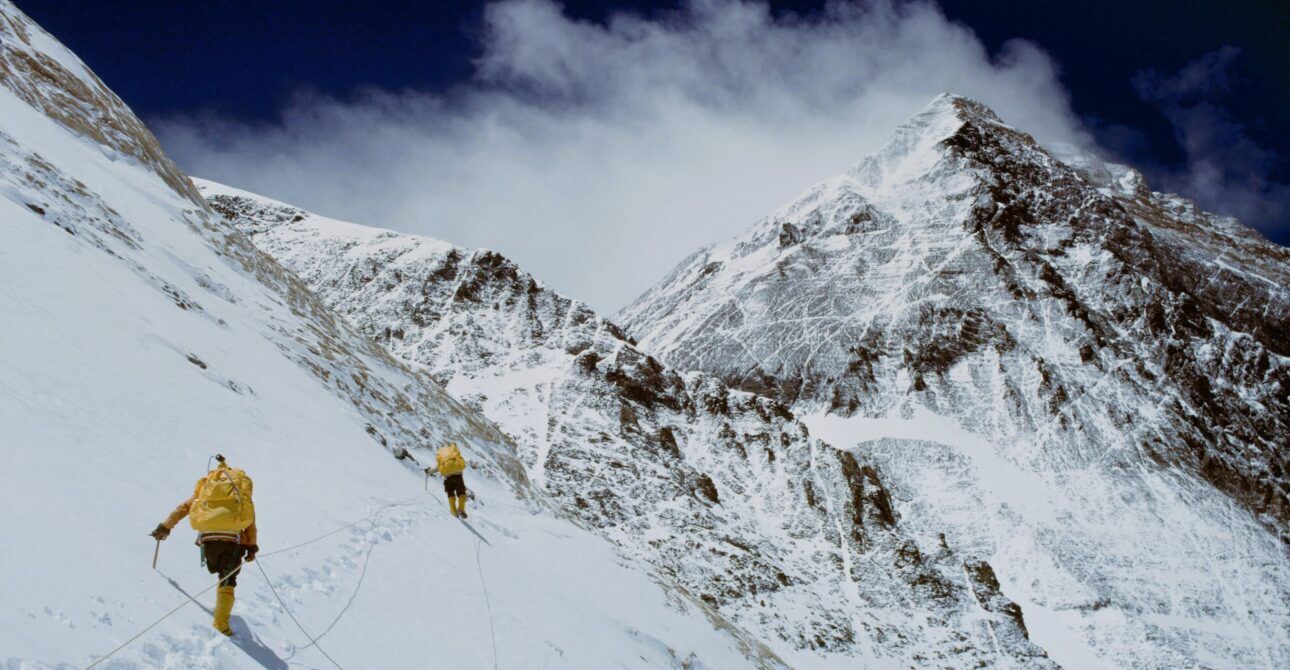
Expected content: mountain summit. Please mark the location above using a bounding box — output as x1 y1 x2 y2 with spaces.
6 3 1287 661
199 177 1058 668
619 94 1289 667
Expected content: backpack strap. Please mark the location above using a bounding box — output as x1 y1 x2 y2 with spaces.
211 464 244 504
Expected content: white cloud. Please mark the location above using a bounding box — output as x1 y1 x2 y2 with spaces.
156 0 1093 313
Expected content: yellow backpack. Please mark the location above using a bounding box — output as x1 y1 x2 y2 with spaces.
189 463 256 533
437 443 466 477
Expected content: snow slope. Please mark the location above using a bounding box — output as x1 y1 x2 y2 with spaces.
197 178 1058 668
0 3 782 667
619 94 1290 668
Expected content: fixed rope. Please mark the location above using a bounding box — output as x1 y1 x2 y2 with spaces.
85 562 246 669
448 486 500 669
82 491 430 669
260 491 430 559
475 536 499 670
256 559 344 670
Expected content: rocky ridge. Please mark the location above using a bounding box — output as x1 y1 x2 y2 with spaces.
618 94 1290 667
202 178 1057 668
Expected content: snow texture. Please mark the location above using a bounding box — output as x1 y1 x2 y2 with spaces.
0 3 784 667
619 93 1290 668
200 177 1056 668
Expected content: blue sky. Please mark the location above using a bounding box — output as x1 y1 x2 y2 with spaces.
18 0 1288 310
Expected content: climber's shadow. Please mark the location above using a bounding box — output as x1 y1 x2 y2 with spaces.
157 571 287 670
229 615 288 670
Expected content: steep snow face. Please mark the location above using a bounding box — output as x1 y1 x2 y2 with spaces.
0 3 785 668
619 94 1290 667
200 179 1057 668
0 2 198 202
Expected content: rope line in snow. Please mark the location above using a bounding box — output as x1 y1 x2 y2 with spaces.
475 536 499 670
293 541 376 657
260 491 431 559
442 489 499 670
82 491 431 669
256 558 344 670
84 563 246 670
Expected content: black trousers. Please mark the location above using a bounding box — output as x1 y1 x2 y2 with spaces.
203 540 246 587
443 474 467 497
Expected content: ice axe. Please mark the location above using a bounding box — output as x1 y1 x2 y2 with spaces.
152 538 160 570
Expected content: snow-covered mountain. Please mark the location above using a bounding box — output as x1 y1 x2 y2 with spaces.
0 3 785 667
199 179 1058 668
10 0 1283 662
619 94 1290 667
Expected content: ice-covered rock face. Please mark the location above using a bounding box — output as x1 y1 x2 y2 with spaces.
621 93 1289 526
6 2 764 666
0 4 200 203
620 94 1290 667
0 1 521 484
202 180 1058 668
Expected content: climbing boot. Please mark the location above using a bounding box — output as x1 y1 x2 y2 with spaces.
457 496 468 519
213 586 235 636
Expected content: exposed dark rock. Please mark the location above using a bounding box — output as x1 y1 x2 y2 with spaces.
695 473 720 505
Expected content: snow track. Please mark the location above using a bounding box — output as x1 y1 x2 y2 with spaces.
0 3 788 667
204 178 1058 667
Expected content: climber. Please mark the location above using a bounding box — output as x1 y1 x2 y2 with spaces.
426 442 470 519
149 454 258 637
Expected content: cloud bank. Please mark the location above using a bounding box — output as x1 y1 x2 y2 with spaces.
157 0 1094 313
1134 47 1289 240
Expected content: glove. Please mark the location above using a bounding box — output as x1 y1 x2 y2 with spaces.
243 544 259 562
149 523 170 541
